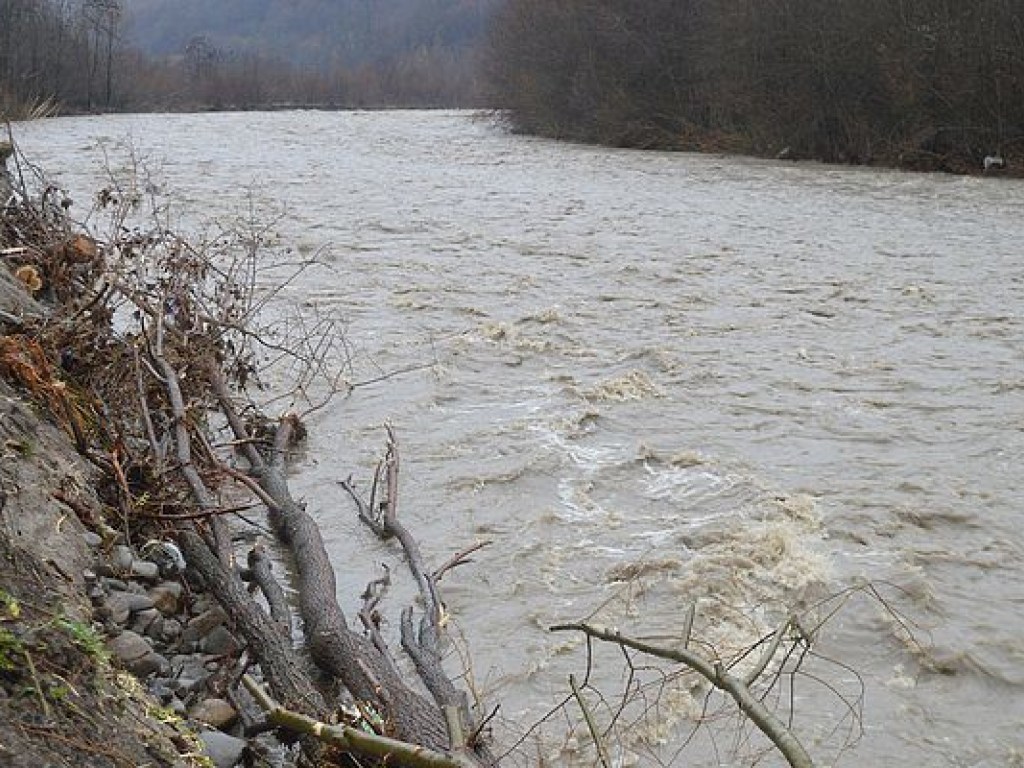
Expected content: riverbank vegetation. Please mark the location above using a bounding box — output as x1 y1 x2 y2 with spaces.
5 0 1023 174
485 0 1024 173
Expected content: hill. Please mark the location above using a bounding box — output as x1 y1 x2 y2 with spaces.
124 0 500 68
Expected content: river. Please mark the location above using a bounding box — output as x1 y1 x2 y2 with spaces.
12 110 1024 767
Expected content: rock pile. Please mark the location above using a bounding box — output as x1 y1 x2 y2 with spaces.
84 534 254 768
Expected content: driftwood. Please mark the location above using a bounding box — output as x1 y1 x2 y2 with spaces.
352 428 474 735
178 530 326 720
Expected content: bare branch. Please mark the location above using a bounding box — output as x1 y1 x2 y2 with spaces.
550 622 815 768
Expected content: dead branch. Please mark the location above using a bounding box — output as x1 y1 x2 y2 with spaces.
359 565 398 665
549 622 815 768
210 378 454 751
243 675 473 768
359 427 475 738
568 673 610 768
433 541 492 583
247 540 292 637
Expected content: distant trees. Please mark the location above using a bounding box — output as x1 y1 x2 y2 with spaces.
0 0 500 117
485 0 1024 170
1 0 84 115
82 0 122 109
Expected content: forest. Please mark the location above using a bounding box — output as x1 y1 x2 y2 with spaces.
484 0 1024 171
0 0 498 113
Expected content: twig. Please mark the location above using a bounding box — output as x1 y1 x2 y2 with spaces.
136 501 261 521
359 565 396 664
132 345 164 470
569 674 610 768
22 648 51 720
466 705 499 749
681 603 695 648
744 615 797 687
433 541 493 582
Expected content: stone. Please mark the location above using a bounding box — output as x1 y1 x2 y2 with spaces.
107 592 154 626
198 730 246 768
190 698 239 730
170 655 212 695
142 651 171 679
108 630 151 662
81 532 102 548
126 592 155 611
148 582 183 615
181 607 227 645
130 560 160 583
101 577 128 592
111 544 134 572
107 630 167 678
190 595 216 615
131 606 160 638
159 618 182 643
200 625 239 657
148 680 175 705
106 594 132 625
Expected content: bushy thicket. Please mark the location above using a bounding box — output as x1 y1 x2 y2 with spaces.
485 0 1024 170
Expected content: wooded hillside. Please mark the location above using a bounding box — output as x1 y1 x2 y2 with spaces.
125 0 498 67
485 0 1024 172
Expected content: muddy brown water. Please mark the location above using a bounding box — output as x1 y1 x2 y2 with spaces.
13 110 1024 766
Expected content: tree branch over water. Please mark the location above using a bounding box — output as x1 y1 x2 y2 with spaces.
550 620 815 768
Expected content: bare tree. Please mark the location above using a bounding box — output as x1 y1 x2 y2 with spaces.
81 0 122 109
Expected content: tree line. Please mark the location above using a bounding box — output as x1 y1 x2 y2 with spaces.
484 0 1024 171
1 0 121 114
0 0 492 118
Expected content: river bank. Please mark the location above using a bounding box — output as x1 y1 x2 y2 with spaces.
0 143 266 768
0 133 499 768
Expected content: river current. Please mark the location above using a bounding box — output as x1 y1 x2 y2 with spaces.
12 110 1024 767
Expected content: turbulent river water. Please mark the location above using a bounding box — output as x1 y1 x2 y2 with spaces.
12 110 1024 767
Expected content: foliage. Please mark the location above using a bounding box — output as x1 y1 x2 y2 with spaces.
57 618 110 663
0 628 21 672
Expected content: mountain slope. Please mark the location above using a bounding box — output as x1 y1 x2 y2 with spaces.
124 0 499 68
